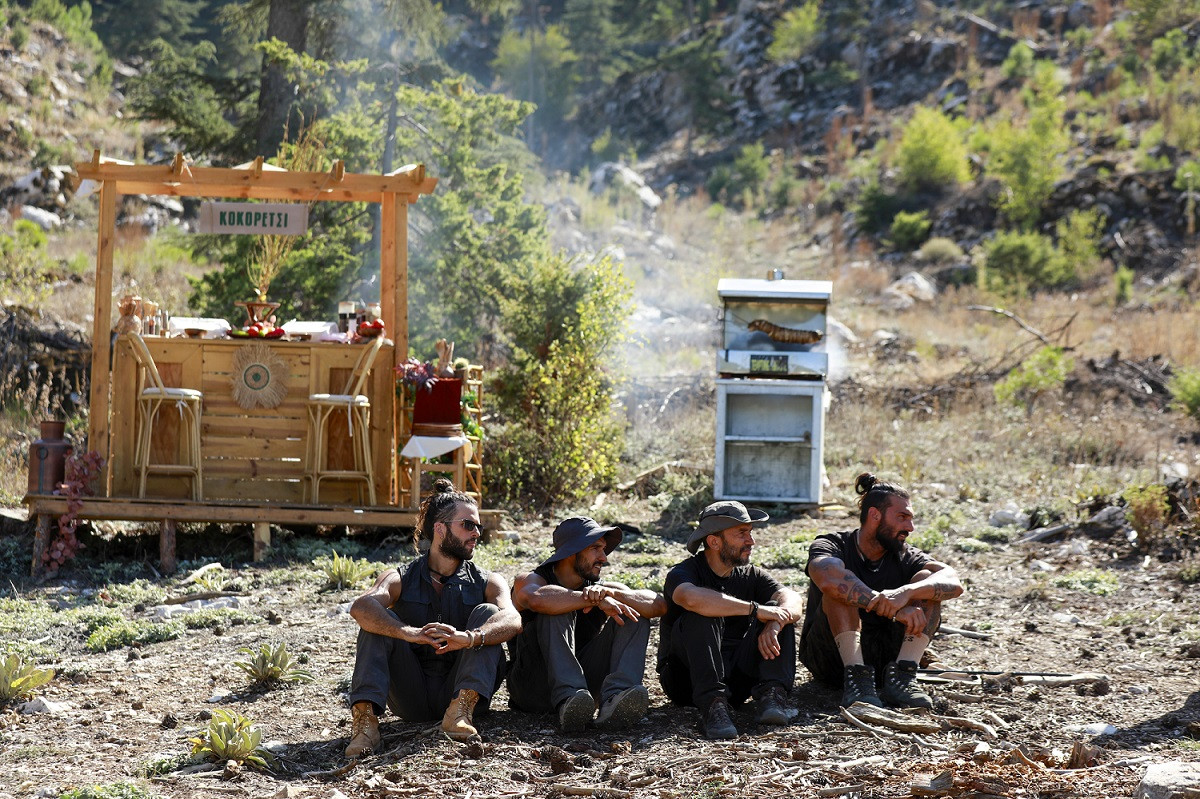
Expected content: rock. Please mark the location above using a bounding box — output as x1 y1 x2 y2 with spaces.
588 162 662 212
1066 722 1117 735
988 504 1030 528
1135 762 1200 799
1052 612 1084 625
18 698 70 714
17 205 62 230
1030 560 1055 572
887 271 938 303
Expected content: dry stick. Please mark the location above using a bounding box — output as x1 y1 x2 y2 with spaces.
936 714 998 739
1017 672 1108 688
552 789 632 799
302 760 359 779
844 703 942 734
980 709 1010 730
838 707 893 740
943 690 985 704
938 624 993 640
817 785 866 797
966 305 1053 346
164 591 243 605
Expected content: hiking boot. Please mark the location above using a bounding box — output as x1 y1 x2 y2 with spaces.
841 664 884 708
558 688 595 733
702 696 738 740
880 660 933 709
753 685 797 725
596 685 649 730
442 689 480 740
345 701 381 757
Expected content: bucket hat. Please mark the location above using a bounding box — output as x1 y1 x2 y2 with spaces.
686 501 770 553
541 517 623 566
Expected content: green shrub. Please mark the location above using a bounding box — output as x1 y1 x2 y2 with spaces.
1114 265 1134 305
1001 42 1036 80
315 550 375 590
994 346 1074 413
0 653 54 703
180 608 262 630
233 642 313 685
189 709 275 769
0 219 54 308
889 209 932 250
1055 209 1104 280
854 182 908 234
757 542 809 569
10 21 29 50
895 107 970 192
918 237 965 264
954 538 992 553
1123 484 1169 540
982 230 1073 294
1170 366 1200 421
908 529 945 552
706 143 770 207
767 0 821 63
1150 29 1192 76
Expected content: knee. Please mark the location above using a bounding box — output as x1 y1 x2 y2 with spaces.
468 602 501 626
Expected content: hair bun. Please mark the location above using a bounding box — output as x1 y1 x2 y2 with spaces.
433 478 457 494
854 472 878 496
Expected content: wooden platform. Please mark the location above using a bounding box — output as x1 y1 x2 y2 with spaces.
24 494 502 576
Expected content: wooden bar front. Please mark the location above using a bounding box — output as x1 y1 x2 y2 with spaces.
110 336 395 504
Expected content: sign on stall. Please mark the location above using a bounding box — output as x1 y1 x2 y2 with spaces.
197 201 308 235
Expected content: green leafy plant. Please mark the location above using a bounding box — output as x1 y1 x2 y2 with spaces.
59 784 164 799
233 642 313 685
889 209 932 250
767 0 821 63
918 237 965 264
1114 265 1135 305
85 620 183 652
981 230 1074 294
0 653 54 703
994 346 1074 414
1000 41 1036 80
189 709 276 769
895 107 970 192
1053 568 1120 595
1124 484 1170 541
1055 209 1105 280
1169 366 1200 421
315 549 375 590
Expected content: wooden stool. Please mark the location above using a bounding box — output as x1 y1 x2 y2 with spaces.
126 332 204 500
305 336 384 505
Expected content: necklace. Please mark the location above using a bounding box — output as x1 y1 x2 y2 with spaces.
855 532 882 569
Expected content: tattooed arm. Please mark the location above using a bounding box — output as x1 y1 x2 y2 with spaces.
878 561 965 608
807 554 884 613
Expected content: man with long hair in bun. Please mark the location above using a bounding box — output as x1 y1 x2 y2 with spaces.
799 473 964 709
344 479 521 756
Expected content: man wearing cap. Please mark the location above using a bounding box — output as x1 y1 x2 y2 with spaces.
799 473 964 709
658 501 803 740
507 517 667 732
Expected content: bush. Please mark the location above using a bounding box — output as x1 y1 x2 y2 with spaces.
1114 265 1134 305
1123 484 1169 541
1001 42 1036 80
234 642 313 685
707 143 770 207
315 550 375 590
189 709 275 769
1055 208 1105 280
0 653 54 704
889 209 932 250
1169 366 1200 421
994 346 1074 413
982 230 1073 294
60 785 164 799
918 237 965 264
1052 568 1120 595
0 220 54 308
895 107 970 192
767 1 821 63
85 620 183 652
854 182 909 234
489 253 630 507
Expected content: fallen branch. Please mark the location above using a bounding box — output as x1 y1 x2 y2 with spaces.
967 305 1052 346
302 760 359 779
817 785 866 797
936 714 998 739
164 591 243 605
943 690 984 704
1017 523 1071 543
911 770 954 796
1017 672 1108 688
844 702 942 734
938 624 993 640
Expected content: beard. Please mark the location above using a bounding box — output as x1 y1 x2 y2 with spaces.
573 559 601 585
717 539 751 568
439 533 474 562
876 522 906 557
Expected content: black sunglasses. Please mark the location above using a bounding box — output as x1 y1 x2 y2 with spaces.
453 518 484 533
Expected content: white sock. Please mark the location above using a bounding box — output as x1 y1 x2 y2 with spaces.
834 630 864 666
897 633 930 664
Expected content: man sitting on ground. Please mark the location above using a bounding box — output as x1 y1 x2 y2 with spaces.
344 480 521 756
658 501 803 740
800 472 964 709
507 517 666 731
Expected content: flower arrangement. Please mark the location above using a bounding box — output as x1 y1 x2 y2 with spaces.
396 358 439 393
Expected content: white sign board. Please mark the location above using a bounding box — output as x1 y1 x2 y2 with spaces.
197 202 308 235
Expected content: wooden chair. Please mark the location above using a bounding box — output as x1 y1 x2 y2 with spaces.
126 332 204 500
305 336 385 505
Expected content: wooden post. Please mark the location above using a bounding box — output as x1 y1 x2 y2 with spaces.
253 521 271 561
380 194 409 505
31 514 51 576
88 177 118 494
159 518 177 574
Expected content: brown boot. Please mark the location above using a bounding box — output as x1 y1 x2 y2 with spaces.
345 701 381 758
442 689 480 740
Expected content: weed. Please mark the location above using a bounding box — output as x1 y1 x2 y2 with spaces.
994 346 1073 413
315 550 376 590
1177 557 1200 584
889 210 932 250
954 538 992 554
135 751 196 777
233 642 313 685
1114 265 1134 305
1053 568 1120 596
0 653 54 704
180 608 262 630
621 535 668 554
74 607 125 635
619 552 676 568
787 529 821 544
102 579 166 606
1169 367 1200 421
604 570 665 594
757 542 809 569
189 709 275 769
977 527 1016 544
909 529 946 552
918 237 965 264
59 785 164 799
1123 484 1169 543
85 620 183 652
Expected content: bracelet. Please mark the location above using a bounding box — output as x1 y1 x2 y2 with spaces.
479 629 487 648
749 601 759 619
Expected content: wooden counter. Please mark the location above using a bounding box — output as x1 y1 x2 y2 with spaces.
109 336 396 504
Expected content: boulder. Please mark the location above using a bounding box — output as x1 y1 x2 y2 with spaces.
887 271 938 303
588 163 662 212
1135 763 1200 799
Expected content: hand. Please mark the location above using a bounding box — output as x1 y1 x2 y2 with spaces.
757 620 782 660
581 584 611 606
867 592 906 620
756 605 793 626
421 622 468 653
893 605 927 636
596 596 640 625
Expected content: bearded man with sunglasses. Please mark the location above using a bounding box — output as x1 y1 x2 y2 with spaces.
344 480 521 756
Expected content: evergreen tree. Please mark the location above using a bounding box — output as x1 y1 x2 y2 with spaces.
562 0 623 90
88 0 206 59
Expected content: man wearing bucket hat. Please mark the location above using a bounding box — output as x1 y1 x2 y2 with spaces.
657 501 803 740
507 517 666 732
799 473 963 710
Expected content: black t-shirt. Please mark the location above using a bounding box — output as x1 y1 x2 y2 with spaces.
659 552 783 667
510 562 607 660
801 529 932 638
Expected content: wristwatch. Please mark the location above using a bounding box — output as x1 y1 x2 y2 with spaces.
749 601 759 619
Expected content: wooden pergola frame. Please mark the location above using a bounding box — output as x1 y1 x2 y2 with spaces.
74 150 437 491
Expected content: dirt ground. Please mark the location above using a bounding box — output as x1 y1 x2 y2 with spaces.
1 501 1197 799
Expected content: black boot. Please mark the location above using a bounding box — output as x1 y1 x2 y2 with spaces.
880 660 933 709
841 664 883 708
702 696 738 739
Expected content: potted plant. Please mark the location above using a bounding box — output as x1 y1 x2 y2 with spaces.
397 357 462 432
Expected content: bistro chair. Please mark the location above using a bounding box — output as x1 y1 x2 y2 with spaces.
305 336 385 505
126 332 204 500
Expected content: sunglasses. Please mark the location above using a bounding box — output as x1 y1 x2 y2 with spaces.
453 518 484 533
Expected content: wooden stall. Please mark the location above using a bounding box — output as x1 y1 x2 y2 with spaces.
24 151 498 575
